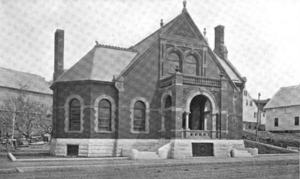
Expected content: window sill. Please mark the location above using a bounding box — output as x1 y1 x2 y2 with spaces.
94 130 115 133
65 130 83 133
130 131 149 134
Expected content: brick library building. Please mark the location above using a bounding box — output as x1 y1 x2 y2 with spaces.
50 1 249 159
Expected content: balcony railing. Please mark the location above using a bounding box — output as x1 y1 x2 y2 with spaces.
184 130 211 139
183 75 220 87
160 74 221 88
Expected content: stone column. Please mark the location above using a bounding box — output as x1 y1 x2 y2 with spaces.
211 113 217 139
160 111 166 132
185 112 190 130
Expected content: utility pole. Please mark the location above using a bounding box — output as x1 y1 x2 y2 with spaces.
255 93 261 142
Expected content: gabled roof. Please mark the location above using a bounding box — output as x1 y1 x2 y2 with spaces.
264 85 300 109
56 8 244 89
213 53 242 83
117 10 243 85
117 13 184 78
56 46 137 82
0 67 52 94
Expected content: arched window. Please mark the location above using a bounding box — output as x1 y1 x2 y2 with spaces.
69 99 81 131
134 101 146 131
167 52 180 73
165 95 172 108
185 55 197 75
98 99 111 131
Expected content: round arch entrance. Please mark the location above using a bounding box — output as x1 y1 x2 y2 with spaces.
183 89 218 139
188 95 211 130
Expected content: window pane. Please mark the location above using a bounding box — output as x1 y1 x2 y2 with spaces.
99 99 111 131
99 99 110 108
134 101 145 110
134 101 146 131
295 117 299 126
168 61 179 73
186 64 196 75
69 99 81 131
70 99 80 107
168 53 180 61
186 55 196 64
274 118 278 126
165 96 172 108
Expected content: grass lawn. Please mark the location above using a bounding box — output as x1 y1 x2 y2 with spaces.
243 130 300 148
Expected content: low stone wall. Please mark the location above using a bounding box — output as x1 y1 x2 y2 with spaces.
170 139 245 158
244 139 298 154
50 138 168 157
50 138 248 158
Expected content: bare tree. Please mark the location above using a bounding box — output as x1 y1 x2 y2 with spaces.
0 83 52 142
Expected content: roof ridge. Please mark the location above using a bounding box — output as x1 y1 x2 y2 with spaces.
95 43 137 52
281 85 300 89
0 67 45 79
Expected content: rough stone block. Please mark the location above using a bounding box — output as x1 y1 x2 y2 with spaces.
130 149 139 160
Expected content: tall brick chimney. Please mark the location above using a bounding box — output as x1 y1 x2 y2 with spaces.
53 29 64 81
214 25 228 59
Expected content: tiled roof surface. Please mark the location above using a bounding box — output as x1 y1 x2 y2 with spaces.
57 11 243 86
214 54 242 83
56 47 137 82
264 85 300 109
0 67 52 94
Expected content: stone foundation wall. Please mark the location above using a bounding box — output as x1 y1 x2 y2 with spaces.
51 138 245 158
50 138 168 157
170 139 245 158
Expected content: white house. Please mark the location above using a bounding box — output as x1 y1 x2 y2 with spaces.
264 85 300 132
243 89 267 130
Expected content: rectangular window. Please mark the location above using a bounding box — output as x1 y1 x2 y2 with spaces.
295 117 299 126
263 113 265 117
250 101 252 106
99 108 111 131
69 108 81 131
134 110 145 131
67 145 79 156
203 68 206 77
254 112 256 118
274 118 278 127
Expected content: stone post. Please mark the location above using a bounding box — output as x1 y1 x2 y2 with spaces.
173 71 184 138
185 112 190 130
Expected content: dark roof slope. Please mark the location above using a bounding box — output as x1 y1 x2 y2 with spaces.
0 67 52 94
56 46 137 82
264 85 300 109
56 9 244 88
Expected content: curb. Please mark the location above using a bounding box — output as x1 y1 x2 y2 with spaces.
14 156 300 173
0 168 18 174
13 157 129 162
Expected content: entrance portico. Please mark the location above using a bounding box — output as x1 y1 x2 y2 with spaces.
183 89 218 139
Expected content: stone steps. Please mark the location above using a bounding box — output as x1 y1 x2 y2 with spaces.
145 142 170 152
231 149 253 157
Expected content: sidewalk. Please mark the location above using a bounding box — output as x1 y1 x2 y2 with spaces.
0 153 299 174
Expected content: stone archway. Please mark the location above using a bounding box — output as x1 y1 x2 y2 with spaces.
189 95 211 130
183 89 218 138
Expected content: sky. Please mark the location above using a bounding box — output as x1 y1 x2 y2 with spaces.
0 0 299 99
